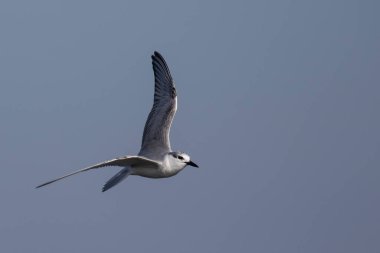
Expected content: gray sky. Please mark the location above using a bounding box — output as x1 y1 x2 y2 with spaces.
1 0 379 252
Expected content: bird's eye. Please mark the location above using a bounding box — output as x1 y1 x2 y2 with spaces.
178 156 184 160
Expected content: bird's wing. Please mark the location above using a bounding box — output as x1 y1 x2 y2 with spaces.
36 156 159 188
139 51 177 158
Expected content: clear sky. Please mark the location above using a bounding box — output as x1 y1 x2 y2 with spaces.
0 0 379 252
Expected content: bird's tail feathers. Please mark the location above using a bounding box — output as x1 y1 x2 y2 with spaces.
102 167 131 192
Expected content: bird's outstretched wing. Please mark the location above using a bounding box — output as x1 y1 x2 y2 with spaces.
36 156 159 188
139 51 177 159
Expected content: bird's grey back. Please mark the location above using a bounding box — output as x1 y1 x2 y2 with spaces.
138 51 177 160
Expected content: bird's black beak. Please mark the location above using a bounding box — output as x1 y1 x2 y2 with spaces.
187 160 199 168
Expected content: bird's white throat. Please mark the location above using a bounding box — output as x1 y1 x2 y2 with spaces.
163 154 187 176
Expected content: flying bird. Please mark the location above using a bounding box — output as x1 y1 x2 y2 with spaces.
36 51 199 192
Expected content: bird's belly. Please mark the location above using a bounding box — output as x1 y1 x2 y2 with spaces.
132 166 180 178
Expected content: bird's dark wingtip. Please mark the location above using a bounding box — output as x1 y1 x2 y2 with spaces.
152 51 164 60
102 184 110 192
35 183 47 189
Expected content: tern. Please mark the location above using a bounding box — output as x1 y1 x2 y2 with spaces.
37 51 199 192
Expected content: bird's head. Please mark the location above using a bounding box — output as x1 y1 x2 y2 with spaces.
169 151 199 168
